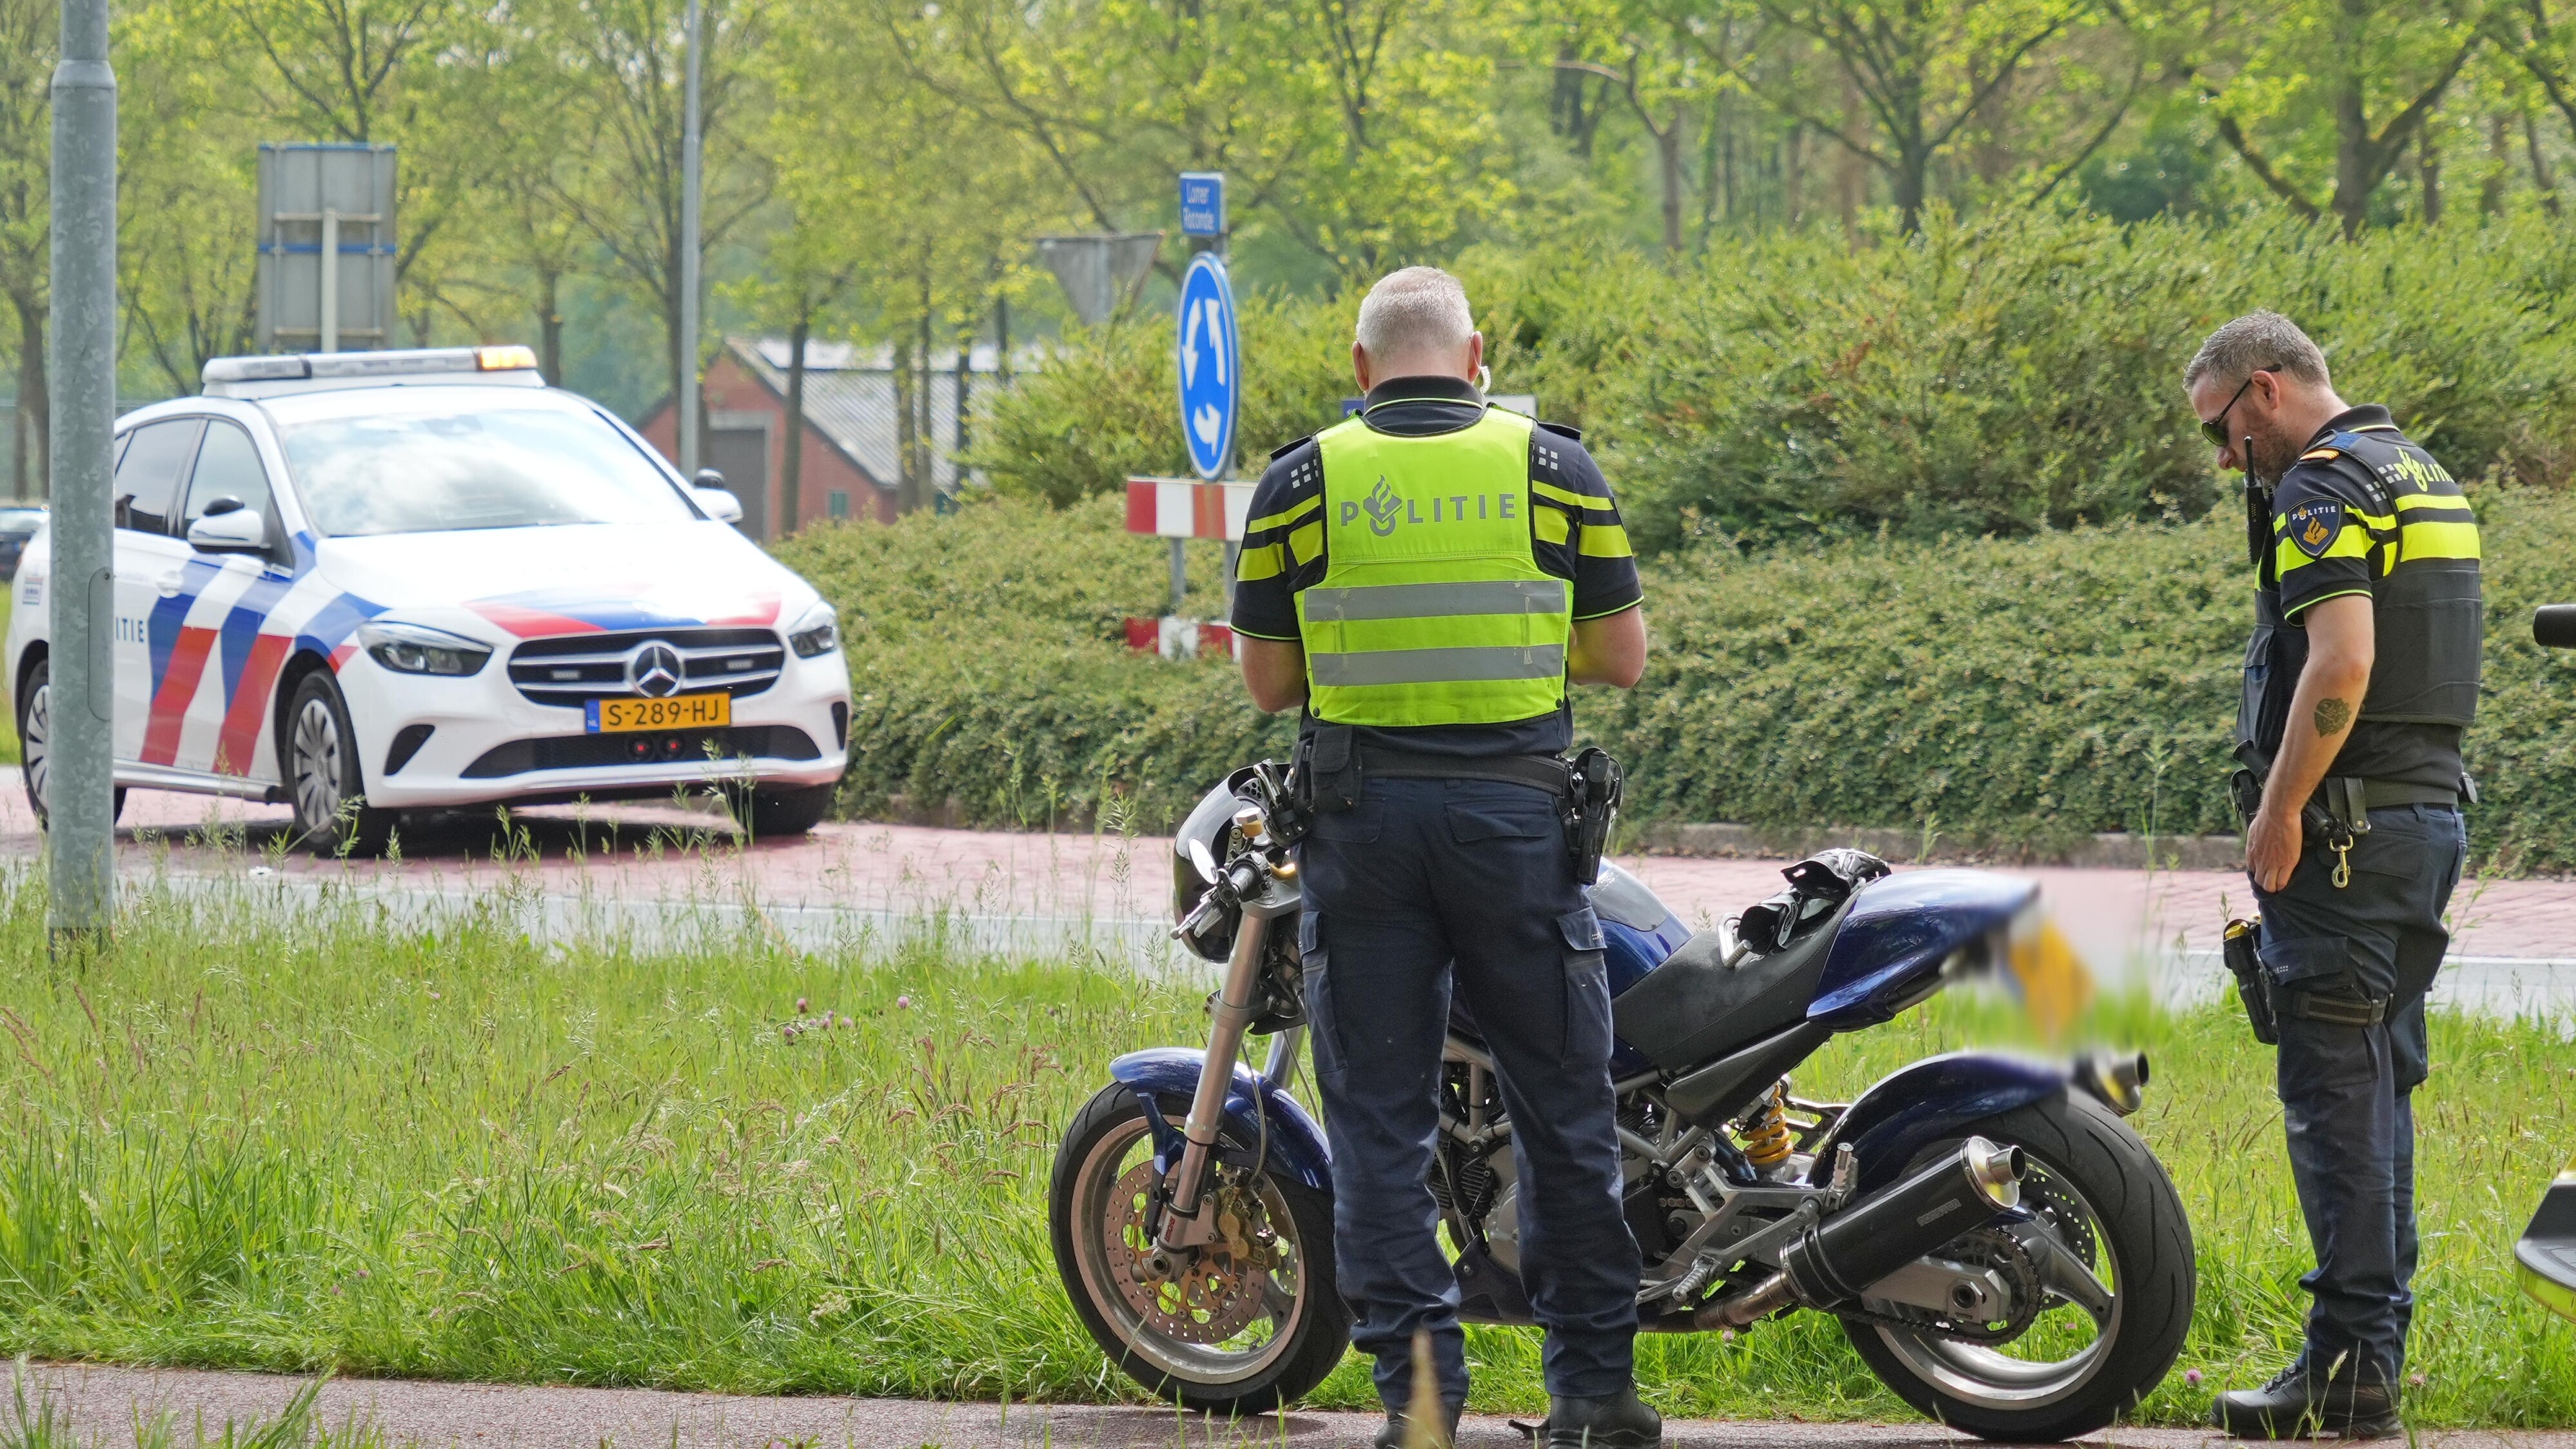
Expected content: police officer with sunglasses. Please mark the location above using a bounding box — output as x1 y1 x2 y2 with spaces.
2183 312 2482 1439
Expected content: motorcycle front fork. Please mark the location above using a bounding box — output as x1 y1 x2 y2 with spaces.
1157 911 1301 1249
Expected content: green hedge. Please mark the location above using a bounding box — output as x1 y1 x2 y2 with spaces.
779 487 2576 870
977 211 2576 553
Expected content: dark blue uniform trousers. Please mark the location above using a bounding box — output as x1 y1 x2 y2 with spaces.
2254 802 2466 1386
1298 776 1640 1412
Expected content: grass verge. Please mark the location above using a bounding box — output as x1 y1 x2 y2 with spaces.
0 869 2568 1425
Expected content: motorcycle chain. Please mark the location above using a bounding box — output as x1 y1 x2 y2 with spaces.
1842 1227 2045 1346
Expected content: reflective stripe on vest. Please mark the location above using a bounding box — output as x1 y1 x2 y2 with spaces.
1297 407 1569 727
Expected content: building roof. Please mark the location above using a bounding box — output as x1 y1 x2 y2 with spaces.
728 338 1045 497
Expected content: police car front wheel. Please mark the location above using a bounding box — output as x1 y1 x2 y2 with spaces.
284 672 395 856
16 660 126 829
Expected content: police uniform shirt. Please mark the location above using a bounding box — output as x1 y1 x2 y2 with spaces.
1230 374 1643 760
2266 404 2481 791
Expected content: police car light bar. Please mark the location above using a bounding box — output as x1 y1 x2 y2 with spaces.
202 345 544 397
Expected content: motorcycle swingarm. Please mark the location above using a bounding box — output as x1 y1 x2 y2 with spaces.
1110 1047 1333 1194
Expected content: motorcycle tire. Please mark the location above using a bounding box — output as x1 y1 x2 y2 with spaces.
1840 1089 2196 1443
1048 1081 1350 1414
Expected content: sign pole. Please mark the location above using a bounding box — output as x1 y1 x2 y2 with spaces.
48 0 117 948
1175 172 1233 626
677 0 704 477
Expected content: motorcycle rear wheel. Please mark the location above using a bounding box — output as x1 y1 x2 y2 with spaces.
1048 1081 1350 1414
1840 1089 2196 1443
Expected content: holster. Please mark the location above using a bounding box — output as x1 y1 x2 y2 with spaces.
1565 746 1622 885
1298 724 1364 814
2222 918 2277 1045
2228 764 2363 849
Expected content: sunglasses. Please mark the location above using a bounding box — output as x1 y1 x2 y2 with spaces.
2199 371 2265 448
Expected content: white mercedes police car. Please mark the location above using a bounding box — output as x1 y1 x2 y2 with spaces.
8 346 851 851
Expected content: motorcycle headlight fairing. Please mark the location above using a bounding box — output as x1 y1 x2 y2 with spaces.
1172 778 1248 963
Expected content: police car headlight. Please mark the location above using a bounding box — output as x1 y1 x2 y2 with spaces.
787 602 840 659
360 620 492 676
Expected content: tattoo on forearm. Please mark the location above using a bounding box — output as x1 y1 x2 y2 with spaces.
2314 696 2352 738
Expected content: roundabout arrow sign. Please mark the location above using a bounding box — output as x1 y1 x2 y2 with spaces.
1176 251 1239 480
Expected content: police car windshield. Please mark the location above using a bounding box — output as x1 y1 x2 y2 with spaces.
277 405 696 537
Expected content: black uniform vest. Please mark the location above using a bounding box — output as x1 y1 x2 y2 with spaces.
2234 424 2481 781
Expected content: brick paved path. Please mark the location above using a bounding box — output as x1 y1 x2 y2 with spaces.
8 775 2573 992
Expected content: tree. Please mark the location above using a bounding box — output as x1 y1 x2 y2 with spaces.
551 0 769 434
2198 0 2482 236
1550 0 1732 255
117 1 267 391
0 0 52 497
1725 0 2098 232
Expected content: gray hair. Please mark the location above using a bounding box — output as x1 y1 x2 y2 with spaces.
2184 311 2332 390
1355 266 1475 361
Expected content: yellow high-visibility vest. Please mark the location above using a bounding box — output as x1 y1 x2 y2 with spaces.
1295 407 1569 727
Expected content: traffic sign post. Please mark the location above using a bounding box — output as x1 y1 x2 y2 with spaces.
1177 252 1238 482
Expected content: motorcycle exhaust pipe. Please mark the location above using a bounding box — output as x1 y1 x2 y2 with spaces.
1697 1136 2025 1330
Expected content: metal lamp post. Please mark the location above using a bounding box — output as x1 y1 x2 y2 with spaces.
46 0 116 948
677 0 703 477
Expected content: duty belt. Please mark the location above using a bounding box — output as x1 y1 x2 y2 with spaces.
2339 780 2460 811
1352 745 1571 796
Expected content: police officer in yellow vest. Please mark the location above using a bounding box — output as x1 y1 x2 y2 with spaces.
1232 267 1657 1449
2183 313 2481 1439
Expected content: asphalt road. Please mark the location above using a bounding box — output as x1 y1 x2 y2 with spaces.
23 1363 2576 1449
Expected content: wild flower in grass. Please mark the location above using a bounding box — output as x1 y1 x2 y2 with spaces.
2185 1369 2203 1388
897 994 912 1009
796 997 809 1014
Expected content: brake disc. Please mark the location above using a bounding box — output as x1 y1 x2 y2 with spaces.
2021 1166 2098 1268
1100 1163 1281 1345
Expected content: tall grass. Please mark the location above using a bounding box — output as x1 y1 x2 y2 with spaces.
0 867 2569 1424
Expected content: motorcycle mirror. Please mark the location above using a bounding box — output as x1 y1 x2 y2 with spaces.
1188 838 1219 885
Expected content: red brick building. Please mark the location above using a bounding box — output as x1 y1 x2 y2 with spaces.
636 338 1017 542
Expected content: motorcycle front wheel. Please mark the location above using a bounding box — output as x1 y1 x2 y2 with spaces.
1048 1082 1351 1414
1841 1089 2196 1443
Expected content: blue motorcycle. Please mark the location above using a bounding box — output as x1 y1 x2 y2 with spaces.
1048 763 2194 1441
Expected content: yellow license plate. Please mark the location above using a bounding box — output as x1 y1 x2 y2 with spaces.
587 692 731 733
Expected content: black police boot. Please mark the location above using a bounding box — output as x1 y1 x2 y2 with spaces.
1540 1386 1662 1449
1372 1405 1461 1449
2213 1362 2400 1439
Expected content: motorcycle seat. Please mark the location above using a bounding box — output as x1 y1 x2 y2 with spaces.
1609 899 1853 1072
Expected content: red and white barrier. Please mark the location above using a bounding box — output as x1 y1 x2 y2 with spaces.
1125 616 1238 660
1126 477 1255 541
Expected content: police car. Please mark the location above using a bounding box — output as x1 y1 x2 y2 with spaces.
7 346 852 851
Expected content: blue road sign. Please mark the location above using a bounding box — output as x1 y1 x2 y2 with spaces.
1179 172 1225 237
1177 252 1239 480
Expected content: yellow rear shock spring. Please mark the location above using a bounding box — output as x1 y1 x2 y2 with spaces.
1736 1083 1793 1170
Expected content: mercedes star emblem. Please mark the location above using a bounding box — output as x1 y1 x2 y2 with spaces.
628 643 684 698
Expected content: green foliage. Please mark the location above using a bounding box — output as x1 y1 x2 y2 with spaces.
2 874 2572 1423
974 295 1359 507
968 210 2576 554
773 495 1297 829
790 486 2576 869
